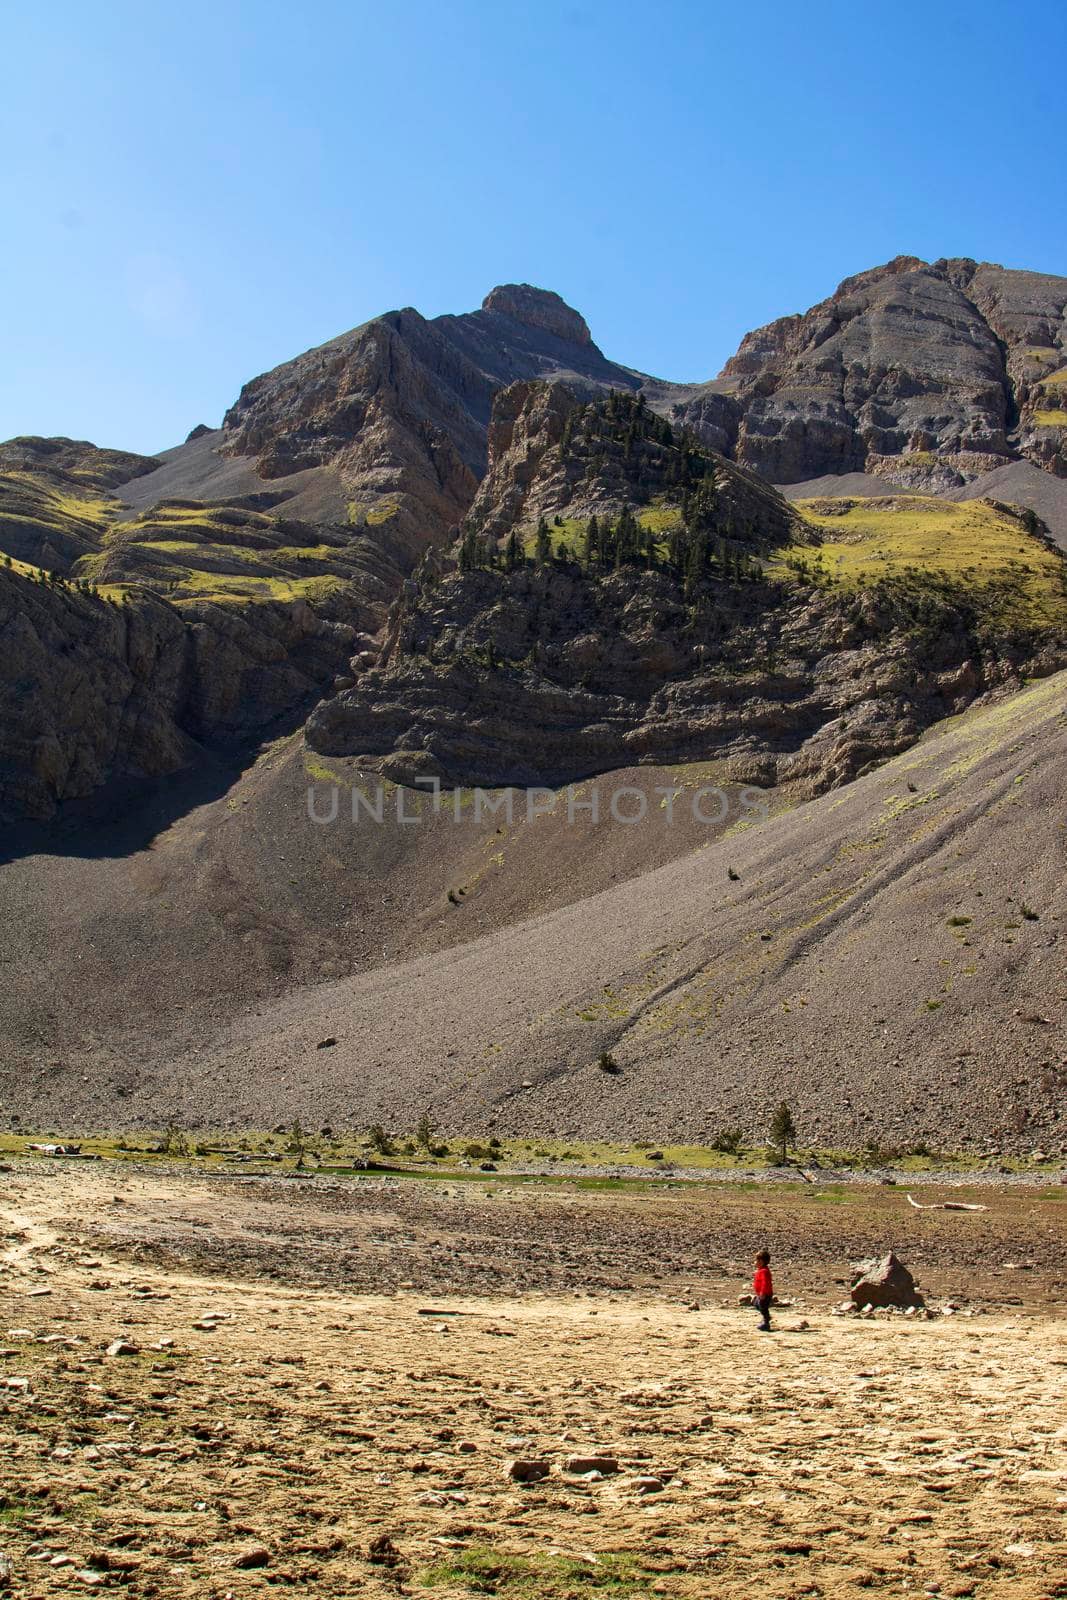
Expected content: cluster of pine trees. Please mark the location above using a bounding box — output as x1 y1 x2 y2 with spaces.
459 505 760 592
457 390 763 592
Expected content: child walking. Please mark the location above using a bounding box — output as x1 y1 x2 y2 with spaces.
752 1249 773 1331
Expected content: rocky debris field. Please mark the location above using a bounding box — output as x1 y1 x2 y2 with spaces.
1 1162 1065 1599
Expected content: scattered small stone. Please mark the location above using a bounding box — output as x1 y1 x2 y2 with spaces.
232 1546 271 1570
564 1455 619 1475
365 1535 401 1567
316 1037 337 1050
634 1475 666 1494
507 1458 550 1482
105 1340 139 1357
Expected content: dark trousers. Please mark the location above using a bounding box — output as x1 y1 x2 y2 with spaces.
755 1294 772 1329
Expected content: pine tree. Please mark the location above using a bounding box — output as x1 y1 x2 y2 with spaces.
504 528 521 571
535 516 552 565
458 527 479 572
769 1102 796 1164
584 514 600 568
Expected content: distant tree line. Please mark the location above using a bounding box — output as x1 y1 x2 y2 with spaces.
1 551 126 605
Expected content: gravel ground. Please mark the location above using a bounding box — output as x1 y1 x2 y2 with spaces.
1 1162 1064 1600
2 669 1066 1152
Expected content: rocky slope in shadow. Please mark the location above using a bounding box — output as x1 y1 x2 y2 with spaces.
0 440 397 821
0 561 367 823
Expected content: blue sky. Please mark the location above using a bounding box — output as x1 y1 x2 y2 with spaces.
3 0 1065 455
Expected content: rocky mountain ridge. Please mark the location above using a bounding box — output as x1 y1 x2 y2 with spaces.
306 384 1067 794
3 261 1066 823
717 256 1067 485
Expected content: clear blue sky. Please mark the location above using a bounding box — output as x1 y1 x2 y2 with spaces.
3 0 1065 455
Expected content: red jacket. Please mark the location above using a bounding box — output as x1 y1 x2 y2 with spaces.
753 1266 773 1298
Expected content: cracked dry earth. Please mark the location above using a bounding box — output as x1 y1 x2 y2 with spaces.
1 1165 1065 1599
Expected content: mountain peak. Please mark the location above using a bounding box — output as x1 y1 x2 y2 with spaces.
481 283 592 347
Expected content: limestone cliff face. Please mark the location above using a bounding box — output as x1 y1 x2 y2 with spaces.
718 256 1067 486
0 566 360 822
307 559 1060 797
480 283 593 346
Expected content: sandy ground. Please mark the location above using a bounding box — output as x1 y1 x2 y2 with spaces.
1 1162 1065 1599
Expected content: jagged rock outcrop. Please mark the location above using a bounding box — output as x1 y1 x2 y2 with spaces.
219 286 648 564
465 380 797 547
666 388 742 458
480 283 593 346
307 385 1067 793
718 256 1067 486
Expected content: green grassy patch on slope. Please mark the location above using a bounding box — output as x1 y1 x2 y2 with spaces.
520 517 587 557
519 504 680 561
779 495 1067 630
417 1545 651 1597
0 471 113 546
